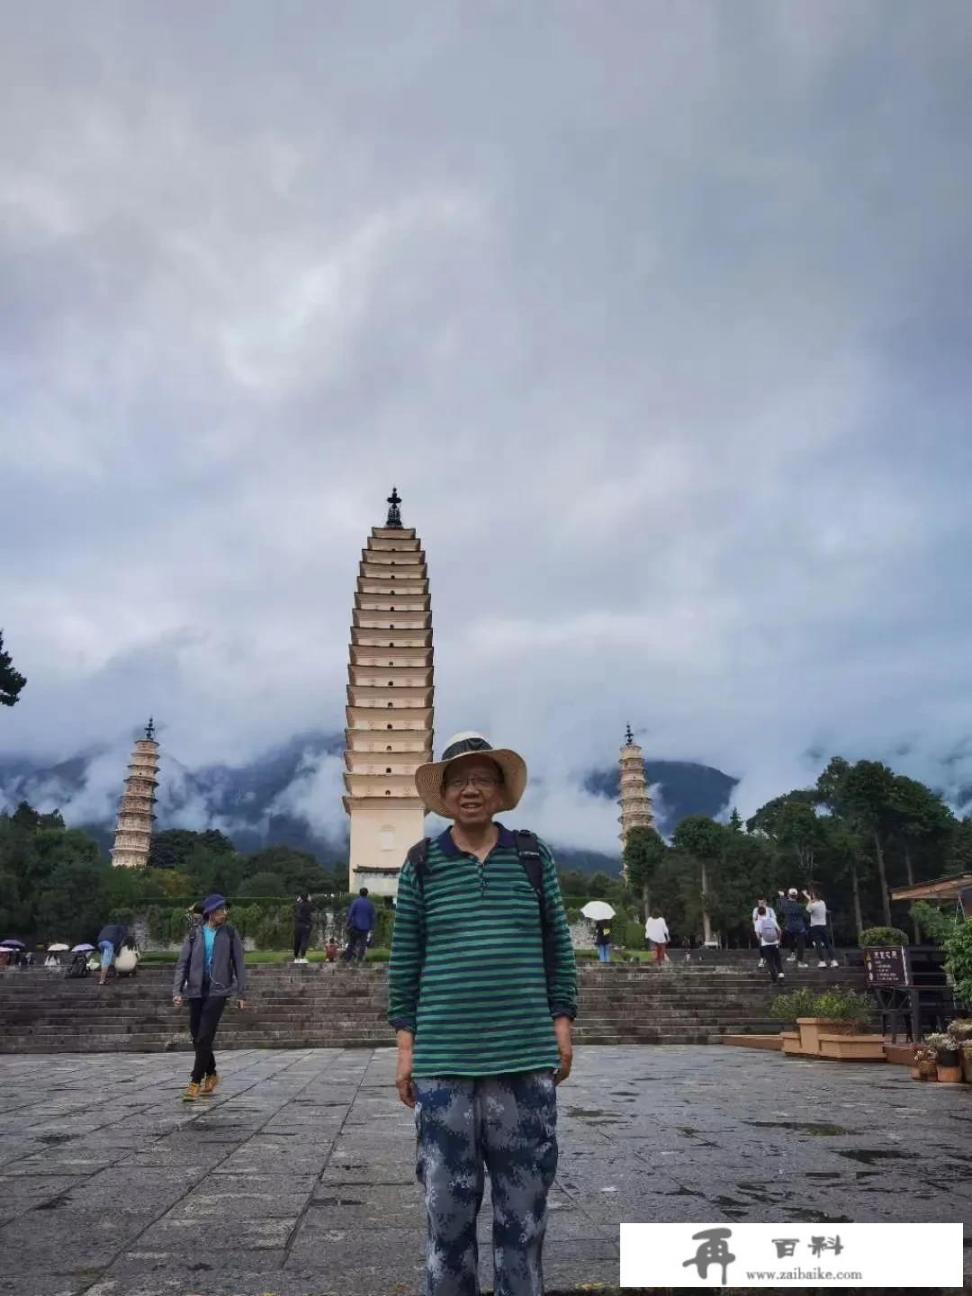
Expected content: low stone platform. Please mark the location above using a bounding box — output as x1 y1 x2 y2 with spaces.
0 1045 968 1295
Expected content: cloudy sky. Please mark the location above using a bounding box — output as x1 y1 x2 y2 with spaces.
2 1 971 849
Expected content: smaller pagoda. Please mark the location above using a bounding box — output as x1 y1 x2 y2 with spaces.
110 719 160 869
618 724 655 872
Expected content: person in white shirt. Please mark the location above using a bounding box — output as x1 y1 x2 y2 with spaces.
752 898 776 969
804 889 839 967
754 906 784 982
644 912 670 964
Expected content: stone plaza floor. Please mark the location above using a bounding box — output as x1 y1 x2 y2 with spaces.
0 1045 968 1295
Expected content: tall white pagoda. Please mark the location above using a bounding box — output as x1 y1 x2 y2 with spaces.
343 489 434 895
110 719 160 869
618 724 654 876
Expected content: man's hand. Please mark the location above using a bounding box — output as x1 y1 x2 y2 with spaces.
172 995 183 1009
395 1031 417 1108
553 1016 573 1085
238 998 248 1011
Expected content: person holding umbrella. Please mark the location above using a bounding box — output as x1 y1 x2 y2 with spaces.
172 894 248 1102
581 901 615 963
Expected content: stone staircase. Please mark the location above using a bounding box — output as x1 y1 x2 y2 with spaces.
0 962 865 1054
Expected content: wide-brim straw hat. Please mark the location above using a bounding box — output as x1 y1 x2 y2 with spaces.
415 732 528 819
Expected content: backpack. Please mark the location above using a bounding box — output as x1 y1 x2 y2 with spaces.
756 916 779 945
406 830 557 993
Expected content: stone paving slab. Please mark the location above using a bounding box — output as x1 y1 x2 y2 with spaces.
0 1046 968 1294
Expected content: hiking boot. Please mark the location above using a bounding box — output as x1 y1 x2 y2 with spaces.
182 1082 202 1102
830 959 839 967
817 960 827 968
201 1073 220 1097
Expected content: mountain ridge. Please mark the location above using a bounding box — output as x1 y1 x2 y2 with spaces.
0 732 738 875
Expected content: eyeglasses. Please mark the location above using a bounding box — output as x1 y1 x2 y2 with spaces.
443 774 500 792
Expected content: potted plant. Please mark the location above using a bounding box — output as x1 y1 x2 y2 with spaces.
913 1046 938 1081
797 990 872 1056
771 989 875 1057
925 1032 962 1083
949 1020 972 1082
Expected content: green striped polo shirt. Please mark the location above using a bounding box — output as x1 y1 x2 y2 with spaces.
388 824 578 1077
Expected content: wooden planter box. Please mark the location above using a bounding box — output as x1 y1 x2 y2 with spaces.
818 1033 886 1062
781 1031 804 1056
797 1017 859 1055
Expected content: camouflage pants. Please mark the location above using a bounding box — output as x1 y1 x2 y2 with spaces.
414 1070 558 1296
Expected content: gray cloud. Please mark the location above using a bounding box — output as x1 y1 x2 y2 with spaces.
3 1 972 847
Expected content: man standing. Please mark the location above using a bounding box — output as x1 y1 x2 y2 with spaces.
805 888 839 967
389 732 577 1296
96 921 131 988
780 887 809 967
343 886 376 963
293 893 314 964
173 894 247 1102
644 910 670 964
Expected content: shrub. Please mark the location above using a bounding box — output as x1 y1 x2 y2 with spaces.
769 989 819 1023
944 919 972 1009
575 949 598 961
812 990 871 1027
364 947 390 962
859 926 908 948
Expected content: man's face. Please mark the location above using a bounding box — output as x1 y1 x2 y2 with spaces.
441 756 505 829
208 907 228 927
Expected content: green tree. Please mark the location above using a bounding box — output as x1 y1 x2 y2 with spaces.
237 871 287 898
671 816 728 945
241 846 330 896
747 790 824 878
946 818 972 875
0 631 27 708
623 827 668 919
888 774 955 939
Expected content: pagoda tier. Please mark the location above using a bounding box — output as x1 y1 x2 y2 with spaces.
344 492 433 896
111 722 160 869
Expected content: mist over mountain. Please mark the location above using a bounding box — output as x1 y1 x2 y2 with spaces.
0 731 737 875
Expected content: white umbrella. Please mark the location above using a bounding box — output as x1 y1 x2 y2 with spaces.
580 901 616 921
47 943 70 952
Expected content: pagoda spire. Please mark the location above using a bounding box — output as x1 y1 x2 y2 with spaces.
110 721 160 869
385 486 403 528
618 725 655 879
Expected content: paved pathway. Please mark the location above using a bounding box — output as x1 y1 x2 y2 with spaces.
0 1046 969 1294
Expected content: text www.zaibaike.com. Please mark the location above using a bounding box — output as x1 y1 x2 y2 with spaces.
745 1268 863 1282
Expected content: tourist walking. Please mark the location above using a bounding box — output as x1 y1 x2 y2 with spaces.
96 922 131 987
389 732 577 1296
805 888 839 967
343 887 376 963
752 897 776 969
755 905 784 982
172 894 247 1102
293 893 313 963
644 911 670 963
780 888 809 967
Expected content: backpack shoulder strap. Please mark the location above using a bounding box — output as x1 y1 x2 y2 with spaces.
406 837 432 892
512 829 545 902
